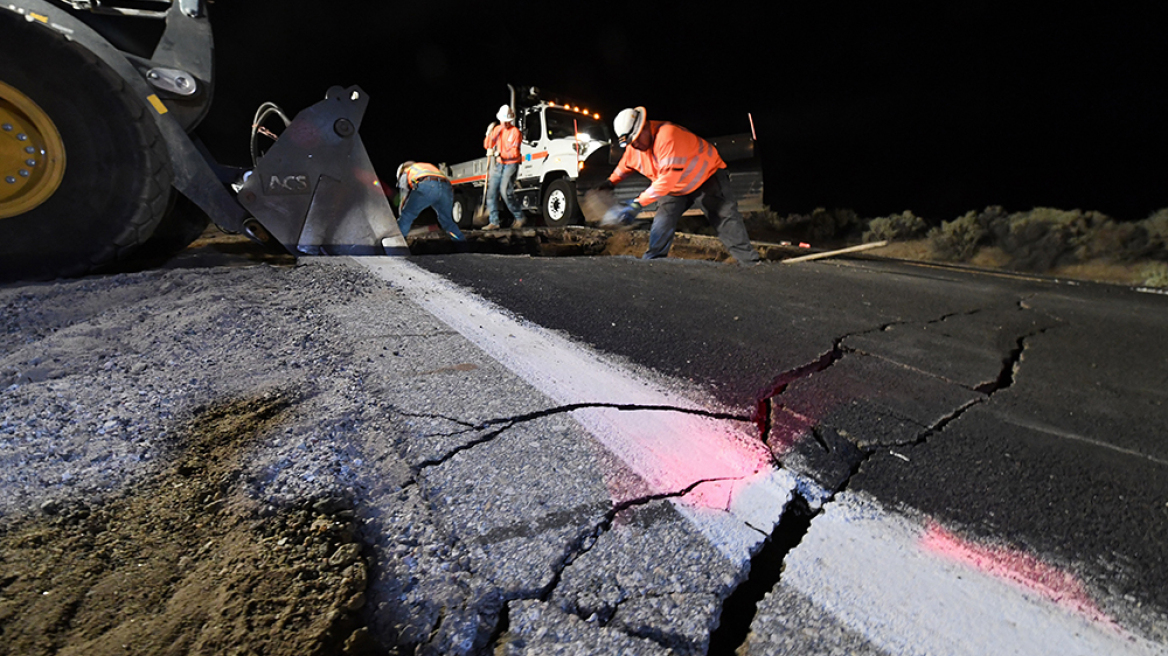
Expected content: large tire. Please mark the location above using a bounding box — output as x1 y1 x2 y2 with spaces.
541 178 582 227
0 12 173 283
134 191 211 261
452 193 474 229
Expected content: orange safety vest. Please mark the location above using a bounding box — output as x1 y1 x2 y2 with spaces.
404 162 448 189
608 121 726 207
484 124 523 164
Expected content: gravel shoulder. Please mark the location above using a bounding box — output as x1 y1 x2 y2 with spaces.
0 254 748 655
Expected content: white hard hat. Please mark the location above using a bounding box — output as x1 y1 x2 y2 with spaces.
496 104 515 123
396 161 414 179
613 107 646 146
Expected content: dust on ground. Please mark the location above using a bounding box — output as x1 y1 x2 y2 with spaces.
0 393 376 656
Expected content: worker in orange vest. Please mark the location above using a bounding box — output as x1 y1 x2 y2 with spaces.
395 161 466 242
482 104 526 230
600 107 760 264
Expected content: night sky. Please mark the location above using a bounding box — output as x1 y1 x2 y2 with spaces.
198 2 1167 222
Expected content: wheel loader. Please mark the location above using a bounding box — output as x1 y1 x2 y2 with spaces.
0 0 406 283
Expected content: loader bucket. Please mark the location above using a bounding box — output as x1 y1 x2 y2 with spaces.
236 86 408 256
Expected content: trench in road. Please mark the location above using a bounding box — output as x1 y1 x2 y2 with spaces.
403 223 814 264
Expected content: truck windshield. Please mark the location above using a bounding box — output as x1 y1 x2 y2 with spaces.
545 109 611 144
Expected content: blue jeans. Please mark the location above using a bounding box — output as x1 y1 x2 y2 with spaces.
397 178 466 241
643 169 760 263
486 162 523 226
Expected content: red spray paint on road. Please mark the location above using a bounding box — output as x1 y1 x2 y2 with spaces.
920 522 1121 631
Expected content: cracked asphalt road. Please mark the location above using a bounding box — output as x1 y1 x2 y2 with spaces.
412 253 1168 653
2 252 1166 655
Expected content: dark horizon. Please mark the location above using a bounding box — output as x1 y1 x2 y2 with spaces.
197 2 1167 222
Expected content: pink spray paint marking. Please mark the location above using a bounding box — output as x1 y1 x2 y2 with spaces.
577 406 773 510
920 522 1121 631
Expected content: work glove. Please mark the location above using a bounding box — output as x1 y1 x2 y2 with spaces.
595 179 615 193
601 200 641 227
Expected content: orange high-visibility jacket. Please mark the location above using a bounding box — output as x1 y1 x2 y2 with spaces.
484 124 523 164
608 121 726 207
403 162 448 188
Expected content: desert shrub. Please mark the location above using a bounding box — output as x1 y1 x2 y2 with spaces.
1083 220 1149 262
795 207 864 242
744 209 784 231
1141 262 1168 288
743 209 809 238
928 206 1007 261
863 211 928 243
997 207 1116 272
1138 209 1168 260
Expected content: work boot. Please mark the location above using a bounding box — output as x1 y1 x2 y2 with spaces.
512 218 525 229
483 223 500 231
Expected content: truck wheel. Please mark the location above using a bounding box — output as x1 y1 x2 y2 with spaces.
542 178 582 227
0 13 173 282
453 193 474 229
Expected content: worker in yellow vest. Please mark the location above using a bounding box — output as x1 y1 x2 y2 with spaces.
395 161 466 242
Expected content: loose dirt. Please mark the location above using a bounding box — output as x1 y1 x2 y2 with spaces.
400 218 1162 286
0 393 376 656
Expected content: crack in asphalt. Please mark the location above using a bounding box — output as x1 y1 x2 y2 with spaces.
748 309 987 440
411 402 753 471
902 322 1056 451
716 304 1059 654
546 475 745 605
398 400 763 652
475 402 753 430
707 494 816 656
753 343 844 439
974 327 1043 395
481 475 747 653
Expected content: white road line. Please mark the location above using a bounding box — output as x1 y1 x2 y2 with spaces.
777 492 1166 656
355 256 794 560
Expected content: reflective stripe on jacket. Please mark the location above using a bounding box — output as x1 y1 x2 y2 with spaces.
484 124 523 164
608 121 726 207
404 162 447 189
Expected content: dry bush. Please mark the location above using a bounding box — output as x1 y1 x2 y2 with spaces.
1141 262 1168 288
928 206 1007 261
995 207 1117 272
790 208 864 242
743 209 796 236
1138 209 1168 260
1082 220 1150 262
863 211 928 243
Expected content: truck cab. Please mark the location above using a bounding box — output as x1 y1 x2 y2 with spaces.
513 100 611 225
